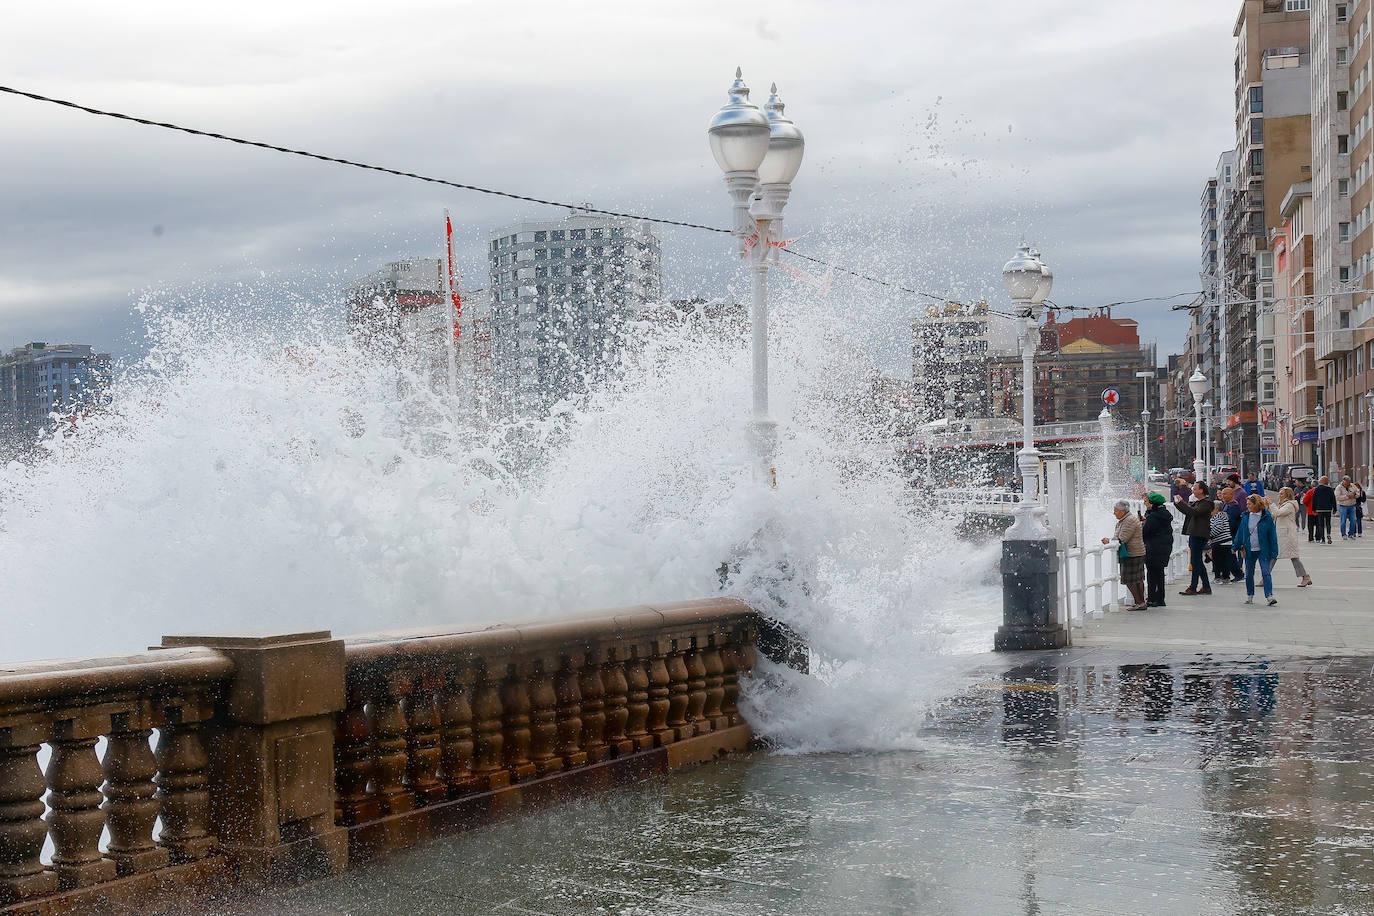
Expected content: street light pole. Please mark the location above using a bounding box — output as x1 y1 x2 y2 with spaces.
1002 245 1052 539
708 70 804 484
1201 399 1212 484
1366 390 1374 485
1188 369 1208 484
1136 369 1153 476
1316 403 1325 477
1098 405 1113 497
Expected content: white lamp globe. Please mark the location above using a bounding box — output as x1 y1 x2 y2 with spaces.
707 68 771 175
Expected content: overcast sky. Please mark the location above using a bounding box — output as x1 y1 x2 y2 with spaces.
0 0 1237 368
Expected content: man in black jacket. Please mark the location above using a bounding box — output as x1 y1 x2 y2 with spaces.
1142 493 1175 607
1312 475 1337 544
1174 482 1215 595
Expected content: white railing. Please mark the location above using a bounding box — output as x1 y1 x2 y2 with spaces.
933 487 1020 512
1056 504 1191 636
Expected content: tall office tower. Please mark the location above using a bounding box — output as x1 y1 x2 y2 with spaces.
1311 0 1374 478
1225 0 1311 471
487 212 661 417
1200 151 1235 421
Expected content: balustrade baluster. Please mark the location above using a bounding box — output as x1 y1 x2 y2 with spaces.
46 714 116 888
647 643 674 746
684 638 709 735
403 674 446 806
623 649 654 751
602 649 634 756
438 674 478 796
0 722 57 902
367 675 415 816
153 702 216 862
554 654 586 769
702 637 727 730
335 680 380 826
528 659 562 775
102 709 169 876
721 640 742 726
501 664 536 781
664 641 691 741
470 665 510 790
579 649 608 763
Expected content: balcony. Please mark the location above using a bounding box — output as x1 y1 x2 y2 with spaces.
1316 328 1356 360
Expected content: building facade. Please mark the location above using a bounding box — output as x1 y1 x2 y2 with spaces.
1310 0 1374 480
487 212 662 416
1225 0 1313 471
0 342 112 453
1272 181 1321 464
910 301 1016 422
987 312 1156 426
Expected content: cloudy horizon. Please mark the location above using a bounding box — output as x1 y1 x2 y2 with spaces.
1 1 1238 369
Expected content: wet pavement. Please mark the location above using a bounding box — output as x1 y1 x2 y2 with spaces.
239 651 1374 915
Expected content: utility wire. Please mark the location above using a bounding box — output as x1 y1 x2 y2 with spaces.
0 82 1215 319
0 84 730 235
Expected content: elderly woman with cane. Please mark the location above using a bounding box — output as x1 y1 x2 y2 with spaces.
1103 499 1148 611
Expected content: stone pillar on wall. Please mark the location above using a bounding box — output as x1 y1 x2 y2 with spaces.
159 631 349 884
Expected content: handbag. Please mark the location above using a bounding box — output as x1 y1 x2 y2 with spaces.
1117 542 1129 560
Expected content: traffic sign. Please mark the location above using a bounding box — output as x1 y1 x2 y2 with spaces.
1292 437 1300 447
1101 388 1121 407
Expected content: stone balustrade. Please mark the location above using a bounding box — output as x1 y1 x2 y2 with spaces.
0 598 760 913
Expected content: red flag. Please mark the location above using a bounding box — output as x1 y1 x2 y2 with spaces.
446 214 462 341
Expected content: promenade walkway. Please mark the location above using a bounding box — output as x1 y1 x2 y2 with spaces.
1075 530 1374 655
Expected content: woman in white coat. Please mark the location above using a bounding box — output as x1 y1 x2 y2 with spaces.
1270 487 1314 587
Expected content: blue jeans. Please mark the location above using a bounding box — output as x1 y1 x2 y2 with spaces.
1339 504 1357 537
1243 552 1274 599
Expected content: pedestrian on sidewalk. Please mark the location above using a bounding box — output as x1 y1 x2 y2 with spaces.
1103 500 1148 611
1218 487 1246 582
1356 480 1366 537
1233 493 1279 606
1312 476 1337 544
1270 487 1314 587
1209 502 1235 586
1293 479 1308 530
1174 482 1215 596
1336 476 1360 539
1302 482 1317 539
1142 493 1174 607
1243 472 1266 499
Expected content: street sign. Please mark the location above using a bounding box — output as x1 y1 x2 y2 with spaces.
1295 430 1319 442
1101 388 1121 407
1291 437 1300 447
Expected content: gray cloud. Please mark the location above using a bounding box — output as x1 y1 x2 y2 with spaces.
1 0 1236 366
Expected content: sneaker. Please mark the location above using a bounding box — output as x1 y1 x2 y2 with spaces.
1267 597 1278 606
1244 596 1254 605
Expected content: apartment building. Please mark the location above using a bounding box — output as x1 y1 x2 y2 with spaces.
910 301 1016 422
0 342 112 455
1225 0 1312 472
1272 181 1321 464
487 212 662 417
1312 0 1374 479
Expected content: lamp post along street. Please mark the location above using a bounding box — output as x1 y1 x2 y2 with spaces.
1366 391 1373 483
1099 406 1113 496
1201 399 1212 485
994 245 1065 652
1316 404 1325 477
1188 369 1208 485
708 70 803 484
1136 369 1153 476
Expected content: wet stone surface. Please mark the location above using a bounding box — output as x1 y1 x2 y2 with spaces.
246 652 1374 915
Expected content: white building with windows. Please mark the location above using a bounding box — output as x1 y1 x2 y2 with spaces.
487 211 662 416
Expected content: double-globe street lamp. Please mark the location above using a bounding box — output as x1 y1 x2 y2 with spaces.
708 68 804 482
1136 369 1154 475
1188 369 1208 485
1002 245 1053 539
1315 403 1325 477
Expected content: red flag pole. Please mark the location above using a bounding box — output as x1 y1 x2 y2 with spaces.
442 210 460 398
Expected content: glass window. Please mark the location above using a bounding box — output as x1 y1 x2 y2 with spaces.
572 247 586 259
534 231 547 242
1250 148 1264 174
551 230 565 240
590 228 604 239
1339 179 1350 198
611 228 625 239
1338 4 1349 22
1250 118 1264 144
1338 134 1349 154
1341 222 1351 242
1249 86 1263 113
570 229 586 240
1284 0 1309 11
1338 91 1349 111
551 248 564 259
1337 48 1349 67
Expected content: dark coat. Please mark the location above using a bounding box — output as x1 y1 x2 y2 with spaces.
1224 501 1244 538
1312 484 1337 512
1141 505 1174 562
1176 497 1215 538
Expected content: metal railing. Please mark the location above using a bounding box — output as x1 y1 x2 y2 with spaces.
1057 505 1190 632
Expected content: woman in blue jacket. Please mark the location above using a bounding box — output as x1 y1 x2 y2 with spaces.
1232 492 1280 606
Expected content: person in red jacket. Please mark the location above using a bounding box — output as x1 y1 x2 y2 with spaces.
1302 485 1318 542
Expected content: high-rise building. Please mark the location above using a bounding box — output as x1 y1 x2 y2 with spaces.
0 342 112 453
1225 0 1312 471
1272 181 1319 464
1310 0 1374 480
1198 151 1236 424
487 212 662 416
909 301 1016 421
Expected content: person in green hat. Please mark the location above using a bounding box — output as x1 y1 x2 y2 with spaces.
1141 492 1175 607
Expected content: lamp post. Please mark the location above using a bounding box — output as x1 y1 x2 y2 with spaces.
1136 369 1154 476
994 244 1065 653
1315 403 1325 477
1201 399 1213 485
1366 390 1374 484
1277 409 1290 464
1098 405 1114 497
1188 369 1208 485
708 69 803 483
1002 245 1052 539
